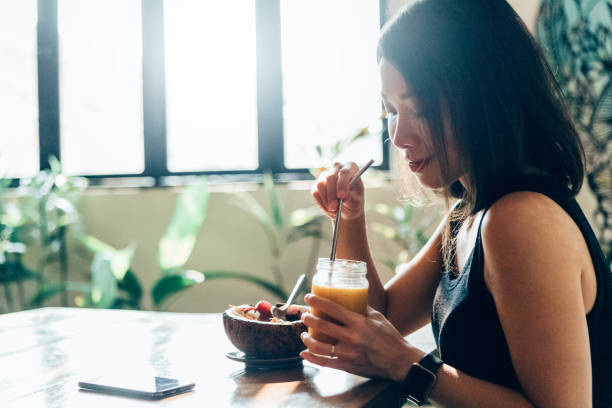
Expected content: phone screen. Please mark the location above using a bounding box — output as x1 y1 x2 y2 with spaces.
78 376 195 399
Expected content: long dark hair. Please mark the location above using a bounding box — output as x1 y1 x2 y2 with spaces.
377 0 585 271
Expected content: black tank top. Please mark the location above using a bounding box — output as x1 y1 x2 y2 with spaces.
431 176 612 406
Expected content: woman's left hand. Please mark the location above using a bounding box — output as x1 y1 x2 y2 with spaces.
300 294 425 382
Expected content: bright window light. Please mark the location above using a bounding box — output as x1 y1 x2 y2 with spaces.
281 0 383 169
164 0 258 172
0 0 38 179
58 0 144 176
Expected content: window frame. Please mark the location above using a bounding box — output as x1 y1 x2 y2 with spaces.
30 0 389 187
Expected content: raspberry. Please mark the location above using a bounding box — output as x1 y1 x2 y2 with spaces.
255 300 272 321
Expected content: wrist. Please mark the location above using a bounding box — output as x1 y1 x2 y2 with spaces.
399 352 444 406
391 344 426 382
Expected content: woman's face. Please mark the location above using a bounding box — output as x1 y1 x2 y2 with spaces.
379 58 465 189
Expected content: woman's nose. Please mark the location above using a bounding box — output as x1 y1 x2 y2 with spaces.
389 117 417 149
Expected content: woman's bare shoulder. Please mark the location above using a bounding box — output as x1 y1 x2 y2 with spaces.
480 190 585 284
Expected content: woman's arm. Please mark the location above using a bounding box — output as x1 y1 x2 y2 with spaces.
312 162 444 334
301 191 593 407
429 191 592 407
472 191 592 407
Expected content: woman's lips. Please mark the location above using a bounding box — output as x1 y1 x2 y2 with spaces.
408 157 431 172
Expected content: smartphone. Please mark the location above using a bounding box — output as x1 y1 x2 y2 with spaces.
78 376 195 400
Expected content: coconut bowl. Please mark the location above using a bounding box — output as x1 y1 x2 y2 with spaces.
222 304 309 359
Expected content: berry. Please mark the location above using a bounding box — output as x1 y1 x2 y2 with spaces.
255 300 272 321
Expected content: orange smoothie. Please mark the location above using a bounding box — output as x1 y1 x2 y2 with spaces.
308 284 369 344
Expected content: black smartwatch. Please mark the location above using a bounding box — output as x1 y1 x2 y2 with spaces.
400 352 443 406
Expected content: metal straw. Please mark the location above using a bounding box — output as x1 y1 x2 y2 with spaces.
329 159 375 261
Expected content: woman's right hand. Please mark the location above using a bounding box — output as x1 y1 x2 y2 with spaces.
312 162 365 221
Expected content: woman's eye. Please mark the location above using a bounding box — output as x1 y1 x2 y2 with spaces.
386 111 398 120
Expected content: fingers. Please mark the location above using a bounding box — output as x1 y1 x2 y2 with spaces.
300 332 361 361
300 332 336 358
305 294 363 327
325 163 341 213
312 162 360 217
300 349 353 372
336 162 359 200
301 311 349 342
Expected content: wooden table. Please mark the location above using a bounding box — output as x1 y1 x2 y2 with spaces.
0 308 436 407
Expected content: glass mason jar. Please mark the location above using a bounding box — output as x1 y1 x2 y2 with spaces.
309 258 369 343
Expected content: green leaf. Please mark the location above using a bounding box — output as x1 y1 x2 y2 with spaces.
151 270 205 307
111 244 135 280
117 269 142 308
264 173 283 230
158 180 209 273
111 297 141 310
198 270 288 300
28 281 91 308
0 262 38 283
75 232 117 254
91 253 119 309
286 218 325 244
402 205 414 224
2 202 25 228
315 145 323 158
231 191 278 252
48 155 62 175
49 196 78 217
0 178 11 189
351 126 371 141
75 232 135 281
28 282 66 307
289 207 325 227
415 230 429 247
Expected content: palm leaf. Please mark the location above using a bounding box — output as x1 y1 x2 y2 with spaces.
231 191 279 252
158 179 209 273
117 269 142 307
75 232 135 281
0 262 38 283
151 270 205 307
75 232 117 254
286 221 324 244
264 173 283 229
90 253 119 309
198 270 288 300
28 281 90 308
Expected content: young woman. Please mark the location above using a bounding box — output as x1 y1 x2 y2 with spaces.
299 0 612 406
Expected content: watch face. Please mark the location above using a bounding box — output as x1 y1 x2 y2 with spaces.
404 364 436 404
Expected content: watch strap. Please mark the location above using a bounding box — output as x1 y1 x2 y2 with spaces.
400 352 443 406
418 352 443 373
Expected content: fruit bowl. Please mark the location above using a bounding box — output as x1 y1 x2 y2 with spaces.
222 303 308 359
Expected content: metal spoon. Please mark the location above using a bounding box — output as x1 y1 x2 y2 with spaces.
329 159 375 261
271 274 309 320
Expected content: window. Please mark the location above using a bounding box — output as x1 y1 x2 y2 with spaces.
164 0 258 172
58 0 144 176
281 0 383 169
0 0 38 179
5 0 388 183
